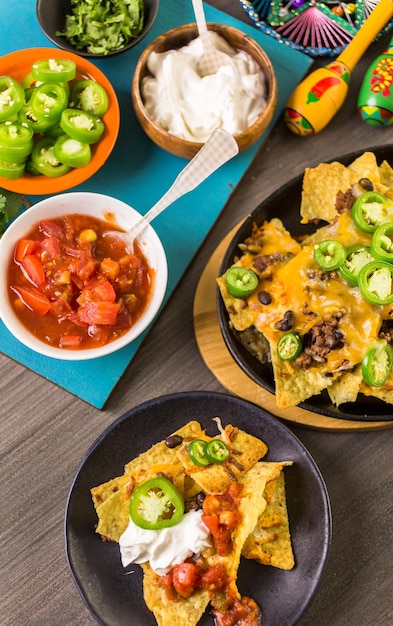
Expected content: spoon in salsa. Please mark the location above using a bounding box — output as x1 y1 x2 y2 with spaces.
103 128 239 252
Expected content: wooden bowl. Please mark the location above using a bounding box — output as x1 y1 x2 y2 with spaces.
132 23 278 159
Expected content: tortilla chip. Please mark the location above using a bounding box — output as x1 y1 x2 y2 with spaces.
91 474 131 510
327 365 363 406
242 470 295 570
95 487 132 542
123 421 206 475
142 461 285 626
216 219 301 334
92 422 206 541
300 152 389 225
176 427 268 494
300 161 358 224
142 563 210 626
379 159 393 192
270 347 339 409
347 152 381 184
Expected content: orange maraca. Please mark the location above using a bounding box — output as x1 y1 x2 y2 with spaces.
285 0 393 136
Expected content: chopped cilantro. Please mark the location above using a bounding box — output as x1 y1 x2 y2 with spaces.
56 0 145 55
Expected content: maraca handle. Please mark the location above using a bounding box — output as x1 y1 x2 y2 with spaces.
338 0 393 71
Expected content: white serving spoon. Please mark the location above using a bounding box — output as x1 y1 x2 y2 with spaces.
103 128 239 252
191 0 228 76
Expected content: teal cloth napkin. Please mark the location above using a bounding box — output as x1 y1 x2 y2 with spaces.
0 0 312 407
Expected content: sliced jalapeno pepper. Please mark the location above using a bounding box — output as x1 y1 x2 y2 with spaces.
0 121 33 147
188 439 210 466
206 439 229 463
31 59 76 84
71 80 109 117
277 332 302 360
0 76 25 122
0 122 33 163
225 266 259 298
313 239 345 271
18 103 55 134
339 245 375 286
30 136 71 178
60 108 105 144
362 343 393 387
29 82 68 124
352 192 391 234
370 222 393 264
0 159 25 179
358 261 393 305
53 134 91 168
129 477 184 530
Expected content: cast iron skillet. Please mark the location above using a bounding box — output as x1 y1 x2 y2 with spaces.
217 145 393 422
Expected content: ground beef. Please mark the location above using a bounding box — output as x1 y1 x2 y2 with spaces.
379 319 393 344
295 311 345 369
335 189 355 213
252 252 287 274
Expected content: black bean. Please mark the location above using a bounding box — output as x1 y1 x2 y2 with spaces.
274 310 295 331
258 290 272 305
165 434 183 448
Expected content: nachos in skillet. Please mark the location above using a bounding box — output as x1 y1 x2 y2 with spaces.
218 152 393 409
91 419 294 626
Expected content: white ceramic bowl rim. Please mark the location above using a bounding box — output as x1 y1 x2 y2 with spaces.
0 192 168 360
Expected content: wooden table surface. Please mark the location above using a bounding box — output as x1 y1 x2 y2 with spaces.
1 3 393 625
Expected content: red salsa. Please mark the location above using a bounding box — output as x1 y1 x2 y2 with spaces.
8 214 153 350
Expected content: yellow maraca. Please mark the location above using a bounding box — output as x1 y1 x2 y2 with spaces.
285 0 393 136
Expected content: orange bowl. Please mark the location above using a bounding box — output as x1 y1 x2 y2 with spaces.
0 47 120 195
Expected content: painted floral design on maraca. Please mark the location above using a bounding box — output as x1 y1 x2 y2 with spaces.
284 60 350 135
358 37 393 125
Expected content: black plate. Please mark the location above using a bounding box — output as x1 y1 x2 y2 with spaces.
65 391 331 626
36 0 158 58
217 145 393 422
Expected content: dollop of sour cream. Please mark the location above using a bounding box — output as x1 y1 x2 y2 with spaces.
119 510 212 576
142 32 267 142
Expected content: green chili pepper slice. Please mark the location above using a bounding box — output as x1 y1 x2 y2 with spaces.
129 477 184 530
188 439 210 466
0 121 33 148
358 261 393 306
0 122 33 163
339 245 375 286
352 192 391 234
30 136 71 178
362 344 393 387
29 82 68 124
277 332 302 360
60 108 105 144
370 222 393 264
225 266 259 298
313 240 345 271
0 159 25 179
71 79 109 117
31 59 76 84
206 439 229 463
53 134 91 168
0 76 25 122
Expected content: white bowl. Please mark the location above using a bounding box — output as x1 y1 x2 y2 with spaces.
0 192 168 360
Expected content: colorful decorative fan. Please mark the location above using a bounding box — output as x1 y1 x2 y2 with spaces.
238 0 393 56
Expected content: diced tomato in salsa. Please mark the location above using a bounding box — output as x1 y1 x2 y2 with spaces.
8 214 153 350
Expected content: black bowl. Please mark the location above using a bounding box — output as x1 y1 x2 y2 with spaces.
36 0 159 58
217 145 393 422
